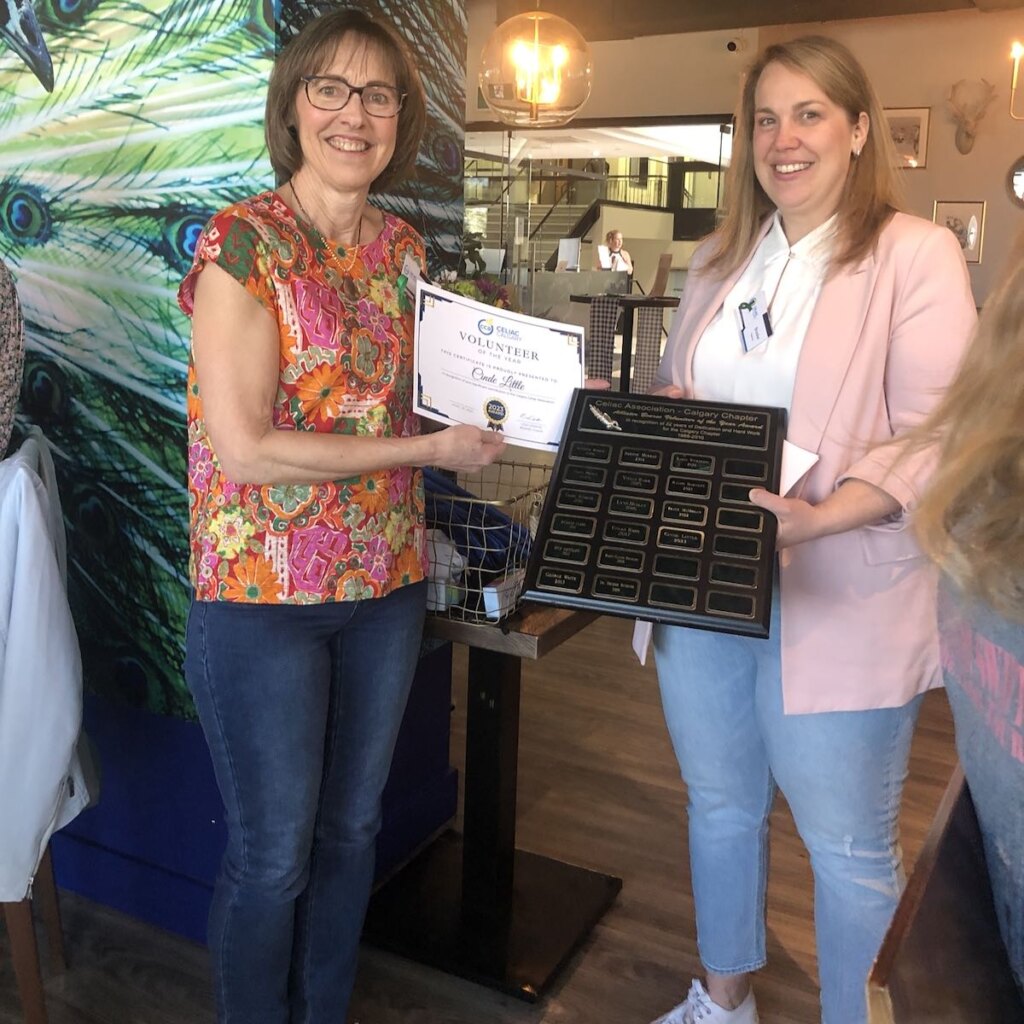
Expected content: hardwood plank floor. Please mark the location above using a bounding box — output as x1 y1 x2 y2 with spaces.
0 615 956 1024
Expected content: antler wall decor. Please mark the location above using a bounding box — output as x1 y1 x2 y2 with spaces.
948 79 997 154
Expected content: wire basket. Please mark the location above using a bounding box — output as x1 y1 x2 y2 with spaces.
424 460 552 624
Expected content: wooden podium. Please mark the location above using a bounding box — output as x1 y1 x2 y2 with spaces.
868 765 1023 1022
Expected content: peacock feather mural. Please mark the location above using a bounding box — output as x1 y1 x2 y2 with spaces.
0 0 466 718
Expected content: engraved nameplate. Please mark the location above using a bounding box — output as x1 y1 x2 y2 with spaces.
524 391 785 638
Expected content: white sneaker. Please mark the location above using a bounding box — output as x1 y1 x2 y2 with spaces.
650 979 759 1024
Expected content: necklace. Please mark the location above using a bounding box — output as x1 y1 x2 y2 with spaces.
288 178 362 251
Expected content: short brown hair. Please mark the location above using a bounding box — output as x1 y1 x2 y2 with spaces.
706 35 902 277
265 8 426 192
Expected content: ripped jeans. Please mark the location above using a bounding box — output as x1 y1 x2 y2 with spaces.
654 598 922 1024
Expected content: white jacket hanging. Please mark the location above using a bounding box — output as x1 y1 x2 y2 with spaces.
0 429 90 901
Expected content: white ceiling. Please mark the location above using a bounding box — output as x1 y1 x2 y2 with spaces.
465 122 733 167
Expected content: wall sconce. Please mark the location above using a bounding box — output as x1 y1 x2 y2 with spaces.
1011 41 1024 120
479 10 592 127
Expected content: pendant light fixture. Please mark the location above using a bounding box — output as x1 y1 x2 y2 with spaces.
479 7 592 127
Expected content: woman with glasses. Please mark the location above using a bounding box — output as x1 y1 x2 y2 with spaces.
177 9 504 1023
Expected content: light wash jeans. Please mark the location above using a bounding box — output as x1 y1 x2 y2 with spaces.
653 596 921 1024
185 582 427 1024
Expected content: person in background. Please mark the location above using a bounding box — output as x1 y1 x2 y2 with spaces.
645 36 976 1024
0 258 25 458
598 228 633 273
910 231 1024 997
178 9 504 1023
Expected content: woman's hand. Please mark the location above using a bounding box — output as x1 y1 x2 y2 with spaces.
430 423 506 473
649 383 685 399
750 479 902 549
748 490 824 549
584 378 611 390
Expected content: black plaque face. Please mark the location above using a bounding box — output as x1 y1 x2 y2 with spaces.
523 391 786 638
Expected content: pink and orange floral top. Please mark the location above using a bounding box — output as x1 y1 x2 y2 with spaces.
178 190 428 604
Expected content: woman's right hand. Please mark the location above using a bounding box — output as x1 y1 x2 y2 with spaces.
649 383 686 399
431 423 506 472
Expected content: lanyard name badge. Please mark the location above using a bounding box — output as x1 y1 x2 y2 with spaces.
738 290 773 353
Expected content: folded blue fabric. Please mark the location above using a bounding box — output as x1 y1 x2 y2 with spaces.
423 467 532 571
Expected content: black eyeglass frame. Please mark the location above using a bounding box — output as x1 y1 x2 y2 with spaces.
301 75 407 118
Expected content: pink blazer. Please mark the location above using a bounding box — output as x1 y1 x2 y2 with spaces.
655 213 977 713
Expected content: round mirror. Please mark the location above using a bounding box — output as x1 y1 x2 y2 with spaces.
1008 156 1024 208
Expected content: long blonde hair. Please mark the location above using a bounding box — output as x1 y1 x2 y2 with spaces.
912 231 1024 621
705 35 902 277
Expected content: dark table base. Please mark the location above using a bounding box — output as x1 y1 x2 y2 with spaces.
364 829 622 1002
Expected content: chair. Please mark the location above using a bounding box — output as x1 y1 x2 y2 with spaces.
629 253 674 393
632 306 665 394
585 293 619 383
867 765 1024 1021
647 252 673 297
1 430 92 1023
2 847 67 1024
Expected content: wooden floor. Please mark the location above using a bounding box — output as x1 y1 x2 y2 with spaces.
0 614 957 1024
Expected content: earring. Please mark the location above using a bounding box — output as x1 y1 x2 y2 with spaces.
853 147 862 158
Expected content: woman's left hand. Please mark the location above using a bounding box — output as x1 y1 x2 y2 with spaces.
748 489 823 549
750 478 902 549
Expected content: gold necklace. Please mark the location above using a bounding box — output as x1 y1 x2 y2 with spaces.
288 179 362 251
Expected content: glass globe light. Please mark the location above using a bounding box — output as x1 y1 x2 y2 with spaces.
479 11 592 127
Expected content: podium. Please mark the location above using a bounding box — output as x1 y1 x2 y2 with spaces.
363 605 621 1001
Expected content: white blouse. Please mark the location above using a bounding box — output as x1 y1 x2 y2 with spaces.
691 213 836 414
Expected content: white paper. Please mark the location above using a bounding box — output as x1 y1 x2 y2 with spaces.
780 440 819 495
414 281 586 453
597 244 612 269
632 619 653 666
557 237 581 271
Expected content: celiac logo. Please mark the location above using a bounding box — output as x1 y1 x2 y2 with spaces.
476 317 522 342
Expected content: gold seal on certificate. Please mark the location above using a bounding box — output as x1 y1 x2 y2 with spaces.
483 397 508 433
413 281 585 452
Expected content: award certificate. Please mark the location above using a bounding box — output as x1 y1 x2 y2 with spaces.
414 281 585 452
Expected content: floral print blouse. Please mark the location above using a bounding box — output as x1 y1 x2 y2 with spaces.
178 191 428 604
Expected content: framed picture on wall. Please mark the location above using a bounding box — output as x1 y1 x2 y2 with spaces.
885 107 930 168
933 201 986 264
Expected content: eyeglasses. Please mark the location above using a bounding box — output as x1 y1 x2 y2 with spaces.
301 75 406 118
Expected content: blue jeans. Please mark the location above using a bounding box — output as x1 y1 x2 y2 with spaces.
654 599 921 1024
184 582 427 1024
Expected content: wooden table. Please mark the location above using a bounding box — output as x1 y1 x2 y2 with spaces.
363 604 621 1002
570 293 680 391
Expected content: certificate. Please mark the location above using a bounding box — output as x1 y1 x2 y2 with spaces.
414 280 585 453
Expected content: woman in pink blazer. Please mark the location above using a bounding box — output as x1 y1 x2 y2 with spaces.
647 37 976 1024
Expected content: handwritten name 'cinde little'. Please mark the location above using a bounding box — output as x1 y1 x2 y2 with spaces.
461 331 540 360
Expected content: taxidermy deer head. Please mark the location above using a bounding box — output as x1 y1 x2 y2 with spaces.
948 79 997 154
